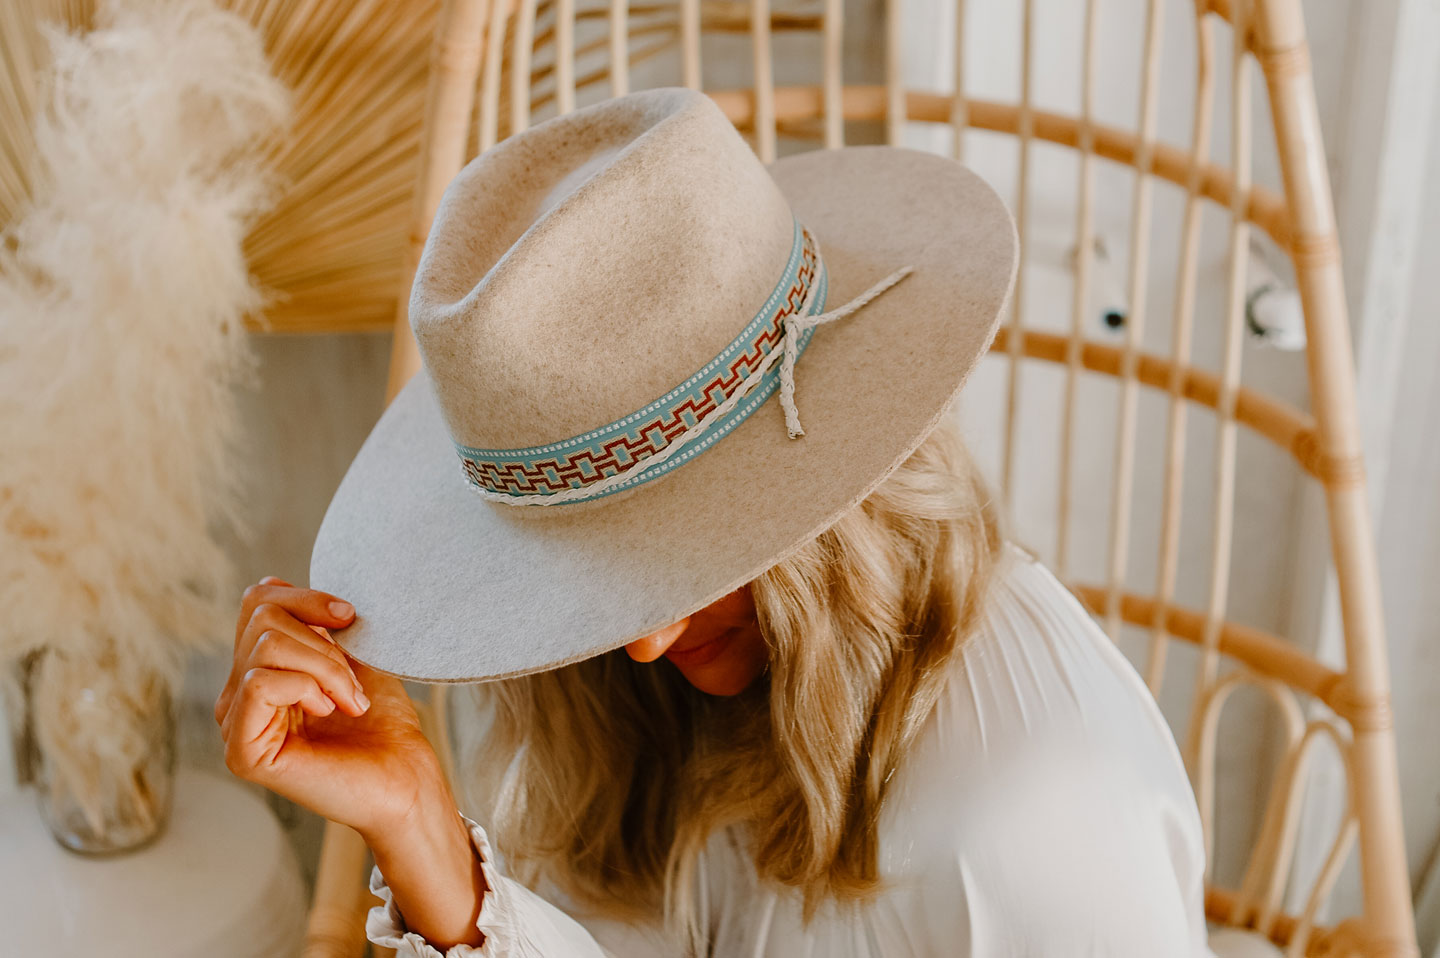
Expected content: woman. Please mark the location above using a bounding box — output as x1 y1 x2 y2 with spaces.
216 88 1214 956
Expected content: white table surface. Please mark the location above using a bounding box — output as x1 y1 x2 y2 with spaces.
0 766 307 958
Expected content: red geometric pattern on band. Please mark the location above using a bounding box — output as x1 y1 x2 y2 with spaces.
461 236 818 495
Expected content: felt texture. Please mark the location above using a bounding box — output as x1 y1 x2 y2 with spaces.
410 89 795 450
309 89 1017 683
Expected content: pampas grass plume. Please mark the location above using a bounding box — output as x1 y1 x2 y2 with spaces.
0 0 291 692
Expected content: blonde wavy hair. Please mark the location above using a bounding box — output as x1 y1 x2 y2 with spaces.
464 414 1006 944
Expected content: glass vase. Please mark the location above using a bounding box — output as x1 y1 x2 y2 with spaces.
24 648 178 856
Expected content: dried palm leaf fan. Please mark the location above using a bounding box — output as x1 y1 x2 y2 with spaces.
230 0 442 333
0 0 93 226
1 0 441 334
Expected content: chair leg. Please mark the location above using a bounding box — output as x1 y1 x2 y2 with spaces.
302 820 373 958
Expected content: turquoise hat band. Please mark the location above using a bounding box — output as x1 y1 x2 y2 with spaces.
455 219 827 504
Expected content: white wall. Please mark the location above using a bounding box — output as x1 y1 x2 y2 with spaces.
1369 53 1440 943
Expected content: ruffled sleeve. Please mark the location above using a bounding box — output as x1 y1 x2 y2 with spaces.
365 810 614 958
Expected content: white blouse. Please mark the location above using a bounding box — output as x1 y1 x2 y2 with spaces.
366 541 1218 957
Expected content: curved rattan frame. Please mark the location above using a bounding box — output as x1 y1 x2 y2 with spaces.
301 2 1417 955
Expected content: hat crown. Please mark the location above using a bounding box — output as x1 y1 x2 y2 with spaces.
409 88 797 453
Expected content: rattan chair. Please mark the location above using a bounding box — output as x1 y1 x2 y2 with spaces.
300 1 1417 955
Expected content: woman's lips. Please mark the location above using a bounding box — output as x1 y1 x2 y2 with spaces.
663 627 737 669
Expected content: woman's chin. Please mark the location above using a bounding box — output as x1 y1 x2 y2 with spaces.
678 663 759 696
673 640 767 696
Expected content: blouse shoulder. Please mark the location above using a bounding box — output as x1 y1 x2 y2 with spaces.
916 539 1192 782
867 541 1213 955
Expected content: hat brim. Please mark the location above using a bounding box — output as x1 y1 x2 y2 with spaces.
310 145 1017 683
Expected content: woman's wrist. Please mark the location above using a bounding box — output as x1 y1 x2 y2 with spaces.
356 759 458 850
361 778 489 949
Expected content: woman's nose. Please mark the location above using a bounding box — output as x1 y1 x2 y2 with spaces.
625 617 691 662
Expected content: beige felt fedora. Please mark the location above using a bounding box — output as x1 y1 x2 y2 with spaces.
310 87 1017 683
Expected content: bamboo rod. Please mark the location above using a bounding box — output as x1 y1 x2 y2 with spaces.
680 0 700 89
662 5 820 33
531 13 676 84
387 0 490 396
949 0 966 161
1252 0 1417 949
702 87 1293 247
1187 0 1253 764
1287 814 1359 956
1001 0 1035 505
532 11 673 63
986 328 1333 482
1204 886 1302 950
1067 584 1342 706
477 0 508 150
1149 10 1217 705
510 0 536 132
1055 0 1100 583
522 31 677 116
556 0 575 113
1235 721 1355 938
1103 0 1164 641
608 0 628 94
1205 883 1364 955
821 0 842 148
301 822 372 958
1194 671 1306 869
751 0 775 162
884 0 904 146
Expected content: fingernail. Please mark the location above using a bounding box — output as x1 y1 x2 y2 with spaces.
329 600 353 618
355 690 370 712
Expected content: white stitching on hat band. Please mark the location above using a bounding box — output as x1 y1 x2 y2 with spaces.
453 220 912 506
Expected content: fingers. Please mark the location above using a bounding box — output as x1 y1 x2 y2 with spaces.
250 629 370 716
217 621 367 724
217 593 363 725
222 667 333 776
235 579 355 649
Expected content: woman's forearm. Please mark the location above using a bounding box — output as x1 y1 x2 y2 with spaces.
361 784 488 950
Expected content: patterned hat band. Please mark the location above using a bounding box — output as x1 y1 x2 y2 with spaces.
454 219 913 506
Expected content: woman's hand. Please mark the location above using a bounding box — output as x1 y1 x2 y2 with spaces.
218 576 488 950
214 576 449 839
